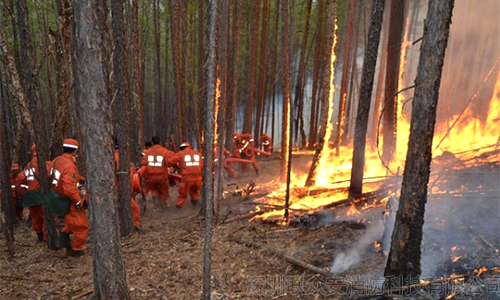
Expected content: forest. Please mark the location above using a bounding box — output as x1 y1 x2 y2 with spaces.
0 0 499 299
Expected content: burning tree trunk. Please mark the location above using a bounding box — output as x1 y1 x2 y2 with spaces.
384 0 455 283
111 0 134 237
382 0 406 165
305 0 337 187
73 1 130 298
202 0 217 298
280 0 292 180
349 0 385 198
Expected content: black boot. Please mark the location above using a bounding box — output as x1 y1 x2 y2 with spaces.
36 232 44 242
57 232 71 250
69 249 85 257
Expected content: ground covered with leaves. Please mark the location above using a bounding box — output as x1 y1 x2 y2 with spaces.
1 153 499 299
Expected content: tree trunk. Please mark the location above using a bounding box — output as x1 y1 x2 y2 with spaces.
15 0 58 249
112 0 134 237
305 0 337 187
308 0 326 148
202 1 217 298
384 0 454 283
293 0 312 148
73 1 130 298
349 0 385 198
169 0 183 144
132 0 144 157
280 0 292 180
335 0 355 154
254 0 269 143
382 0 406 165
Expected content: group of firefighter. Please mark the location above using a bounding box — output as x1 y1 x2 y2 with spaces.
4 132 272 258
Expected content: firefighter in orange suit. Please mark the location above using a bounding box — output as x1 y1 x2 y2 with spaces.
259 133 273 154
233 133 243 158
9 164 24 220
168 142 202 208
137 136 175 205
239 133 259 174
21 145 47 242
215 145 237 178
114 144 141 231
51 139 89 257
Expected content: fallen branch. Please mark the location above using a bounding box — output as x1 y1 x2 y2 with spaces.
233 237 383 295
71 289 93 300
222 210 265 224
0 274 53 283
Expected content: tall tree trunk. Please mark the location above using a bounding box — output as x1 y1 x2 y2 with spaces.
169 0 183 144
349 0 385 198
294 0 312 148
384 0 454 284
242 0 262 134
280 0 292 180
132 0 144 156
305 0 337 187
335 0 355 154
198 0 205 147
15 0 58 249
370 0 391 149
112 0 134 237
73 1 130 298
382 0 406 165
153 0 163 138
202 1 217 298
270 0 280 146
254 0 269 143
308 0 326 148
224 0 242 149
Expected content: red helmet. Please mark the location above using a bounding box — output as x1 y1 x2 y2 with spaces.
179 142 191 150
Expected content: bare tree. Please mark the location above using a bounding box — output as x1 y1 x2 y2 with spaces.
349 0 386 198
111 0 134 237
384 0 455 284
202 0 217 298
73 0 130 298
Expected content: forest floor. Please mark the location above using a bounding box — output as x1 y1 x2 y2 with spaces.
1 152 499 299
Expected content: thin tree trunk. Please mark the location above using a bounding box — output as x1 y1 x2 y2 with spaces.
349 0 385 198
335 0 355 154
14 0 58 249
382 0 406 165
132 0 144 156
305 0 337 187
169 0 183 144
254 0 269 143
384 0 454 283
308 0 326 149
112 0 134 237
73 1 130 298
202 1 217 298
280 0 292 180
198 0 205 147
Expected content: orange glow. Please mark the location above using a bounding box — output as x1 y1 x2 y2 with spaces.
451 255 461 263
346 203 360 216
214 77 221 143
445 291 456 299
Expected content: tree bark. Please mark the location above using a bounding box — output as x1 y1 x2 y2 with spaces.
132 0 144 157
349 0 385 198
73 0 130 298
384 0 454 283
305 0 337 187
202 0 217 298
382 0 406 165
169 0 183 144
254 0 269 143
111 0 134 237
280 0 292 181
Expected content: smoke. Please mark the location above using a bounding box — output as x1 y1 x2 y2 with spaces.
330 220 383 273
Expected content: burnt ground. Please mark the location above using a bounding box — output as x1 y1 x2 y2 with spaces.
1 153 500 300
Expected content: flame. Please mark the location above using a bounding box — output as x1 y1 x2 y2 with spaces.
451 255 461 263
214 77 221 143
346 203 360 216
475 266 488 276
451 246 457 253
445 291 456 299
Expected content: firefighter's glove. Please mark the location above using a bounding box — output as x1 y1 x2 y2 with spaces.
76 201 83 210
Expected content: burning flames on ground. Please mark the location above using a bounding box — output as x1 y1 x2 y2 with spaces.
250 16 500 224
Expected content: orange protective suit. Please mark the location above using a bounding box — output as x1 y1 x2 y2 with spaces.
259 133 273 153
168 143 202 208
22 153 47 241
215 147 237 178
138 144 175 203
51 152 89 252
10 166 24 219
115 150 141 228
239 133 259 173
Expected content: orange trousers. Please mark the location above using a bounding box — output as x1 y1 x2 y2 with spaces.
176 180 201 208
62 205 89 251
28 205 46 240
145 174 169 203
240 153 258 172
131 198 141 227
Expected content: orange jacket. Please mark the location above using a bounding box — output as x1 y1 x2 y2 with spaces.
23 156 41 191
50 153 82 204
259 134 273 148
139 145 175 176
168 147 203 181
